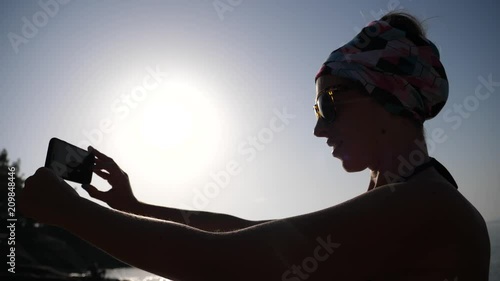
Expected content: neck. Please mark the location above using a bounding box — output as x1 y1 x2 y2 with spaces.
368 134 429 191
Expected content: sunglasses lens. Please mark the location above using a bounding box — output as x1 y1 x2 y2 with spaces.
317 93 335 122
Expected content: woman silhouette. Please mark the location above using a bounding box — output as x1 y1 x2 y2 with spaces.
20 11 490 281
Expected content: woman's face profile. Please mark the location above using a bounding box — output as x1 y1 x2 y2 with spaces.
314 75 385 172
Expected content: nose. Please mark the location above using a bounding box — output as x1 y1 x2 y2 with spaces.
313 118 329 137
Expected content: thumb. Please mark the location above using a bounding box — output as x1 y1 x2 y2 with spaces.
81 184 108 202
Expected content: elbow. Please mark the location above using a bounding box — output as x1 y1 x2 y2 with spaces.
196 232 287 281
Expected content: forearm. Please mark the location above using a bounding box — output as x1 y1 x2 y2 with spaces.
124 201 272 232
61 197 222 281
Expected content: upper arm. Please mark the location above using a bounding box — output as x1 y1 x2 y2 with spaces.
212 183 453 280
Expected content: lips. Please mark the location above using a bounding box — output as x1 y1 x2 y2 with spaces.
327 139 342 148
327 139 343 157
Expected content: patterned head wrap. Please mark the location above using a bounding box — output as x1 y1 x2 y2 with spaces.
315 20 448 123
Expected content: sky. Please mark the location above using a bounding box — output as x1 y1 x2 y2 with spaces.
1 0 499 223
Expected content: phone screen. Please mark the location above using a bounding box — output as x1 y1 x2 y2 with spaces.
44 138 94 184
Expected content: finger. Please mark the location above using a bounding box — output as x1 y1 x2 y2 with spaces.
93 163 120 175
81 184 109 202
35 166 49 174
24 175 34 188
93 161 117 171
88 146 112 161
93 168 111 180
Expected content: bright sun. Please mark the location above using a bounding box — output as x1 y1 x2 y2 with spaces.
141 90 195 149
112 79 222 187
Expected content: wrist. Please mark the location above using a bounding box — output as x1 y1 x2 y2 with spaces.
59 195 87 229
117 197 143 214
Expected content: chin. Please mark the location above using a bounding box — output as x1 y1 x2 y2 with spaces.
339 156 367 173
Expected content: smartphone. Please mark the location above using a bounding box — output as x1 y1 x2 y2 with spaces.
44 137 95 184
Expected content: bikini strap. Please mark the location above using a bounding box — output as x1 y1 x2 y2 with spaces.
429 157 459 189
400 157 458 189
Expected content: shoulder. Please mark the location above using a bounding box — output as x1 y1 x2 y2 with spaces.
222 178 454 278
415 170 492 277
252 175 457 243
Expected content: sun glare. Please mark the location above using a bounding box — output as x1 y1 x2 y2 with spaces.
141 94 194 149
113 79 222 188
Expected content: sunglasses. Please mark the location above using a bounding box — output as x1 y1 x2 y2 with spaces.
313 84 370 123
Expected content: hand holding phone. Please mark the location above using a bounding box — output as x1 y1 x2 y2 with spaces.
20 166 81 226
81 146 139 211
44 138 94 184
